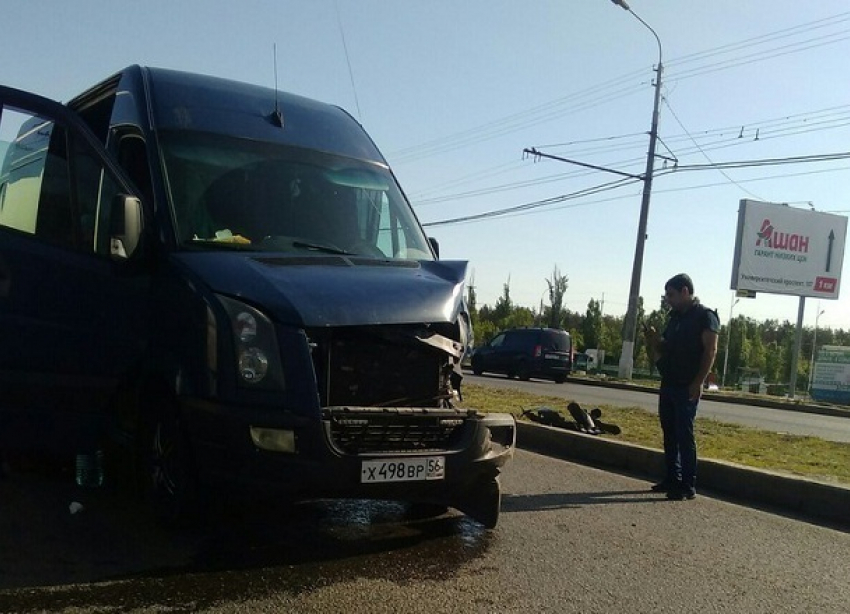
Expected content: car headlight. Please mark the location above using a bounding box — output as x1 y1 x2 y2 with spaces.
217 294 285 390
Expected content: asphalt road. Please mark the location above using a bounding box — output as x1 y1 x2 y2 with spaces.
464 372 850 443
2 450 849 613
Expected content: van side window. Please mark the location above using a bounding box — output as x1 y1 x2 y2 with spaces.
0 106 127 255
504 332 527 349
0 111 73 247
0 111 41 233
371 192 402 256
368 190 429 259
75 87 117 145
116 135 152 203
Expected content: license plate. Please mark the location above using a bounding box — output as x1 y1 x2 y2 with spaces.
544 353 564 360
361 456 445 483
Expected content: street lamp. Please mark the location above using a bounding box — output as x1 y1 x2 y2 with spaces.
808 307 825 396
612 0 664 379
721 296 740 388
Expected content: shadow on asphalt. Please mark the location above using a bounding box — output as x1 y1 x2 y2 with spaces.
0 454 493 601
502 490 664 513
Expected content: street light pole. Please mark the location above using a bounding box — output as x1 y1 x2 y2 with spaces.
721 295 740 388
538 288 548 326
808 307 825 396
612 0 664 379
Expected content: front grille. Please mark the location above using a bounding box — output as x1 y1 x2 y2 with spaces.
327 409 469 454
309 326 447 408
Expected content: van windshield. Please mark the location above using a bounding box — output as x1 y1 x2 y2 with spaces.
159 131 433 260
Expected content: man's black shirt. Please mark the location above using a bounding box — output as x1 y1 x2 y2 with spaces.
657 301 720 387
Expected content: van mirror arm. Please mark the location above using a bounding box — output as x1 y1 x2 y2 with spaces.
109 195 144 260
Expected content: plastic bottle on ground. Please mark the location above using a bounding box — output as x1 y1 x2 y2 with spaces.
75 450 104 488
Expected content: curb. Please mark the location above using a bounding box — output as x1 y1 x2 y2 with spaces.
516 421 850 528
563 376 850 419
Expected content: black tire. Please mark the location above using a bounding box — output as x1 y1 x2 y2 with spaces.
516 362 531 381
471 358 484 376
554 375 567 384
139 403 200 528
467 477 501 529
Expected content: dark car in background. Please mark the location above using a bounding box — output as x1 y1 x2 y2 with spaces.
471 327 572 383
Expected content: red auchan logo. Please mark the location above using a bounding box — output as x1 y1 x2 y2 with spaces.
756 218 810 252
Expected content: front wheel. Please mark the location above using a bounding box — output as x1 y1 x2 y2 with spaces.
138 404 200 528
462 477 501 529
471 358 484 376
516 362 531 381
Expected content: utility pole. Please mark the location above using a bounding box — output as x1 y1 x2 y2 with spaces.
614 0 664 379
808 306 825 396
522 1 664 379
721 295 740 388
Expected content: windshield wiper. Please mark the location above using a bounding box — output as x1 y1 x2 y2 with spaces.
292 240 352 255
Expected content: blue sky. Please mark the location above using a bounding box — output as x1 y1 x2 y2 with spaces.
4 0 850 330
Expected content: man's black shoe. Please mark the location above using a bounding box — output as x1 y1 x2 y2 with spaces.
650 480 681 493
666 487 697 501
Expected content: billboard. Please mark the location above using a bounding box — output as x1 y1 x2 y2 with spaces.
731 200 847 299
810 345 850 405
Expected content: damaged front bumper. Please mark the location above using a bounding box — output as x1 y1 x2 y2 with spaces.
187 401 515 525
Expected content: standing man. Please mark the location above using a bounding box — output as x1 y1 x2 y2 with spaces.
645 273 719 500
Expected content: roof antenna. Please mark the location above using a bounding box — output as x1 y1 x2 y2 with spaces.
335 0 362 120
269 43 284 128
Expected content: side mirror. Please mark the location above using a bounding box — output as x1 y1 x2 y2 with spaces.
428 236 440 259
109 194 143 260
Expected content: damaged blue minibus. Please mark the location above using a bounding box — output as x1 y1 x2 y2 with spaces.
0 66 514 528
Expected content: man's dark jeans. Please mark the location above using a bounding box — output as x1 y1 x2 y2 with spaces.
658 386 699 490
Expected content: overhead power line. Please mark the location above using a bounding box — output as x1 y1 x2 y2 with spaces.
670 151 850 172
420 152 850 227
667 30 850 83
389 11 850 165
390 81 646 164
421 177 635 227
662 98 768 201
456 164 850 225
538 104 850 157
664 11 850 70
412 105 850 207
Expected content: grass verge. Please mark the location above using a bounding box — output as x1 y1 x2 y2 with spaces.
464 383 850 485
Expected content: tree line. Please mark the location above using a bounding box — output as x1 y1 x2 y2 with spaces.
467 267 850 390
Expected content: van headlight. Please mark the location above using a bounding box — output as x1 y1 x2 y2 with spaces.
217 294 285 390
